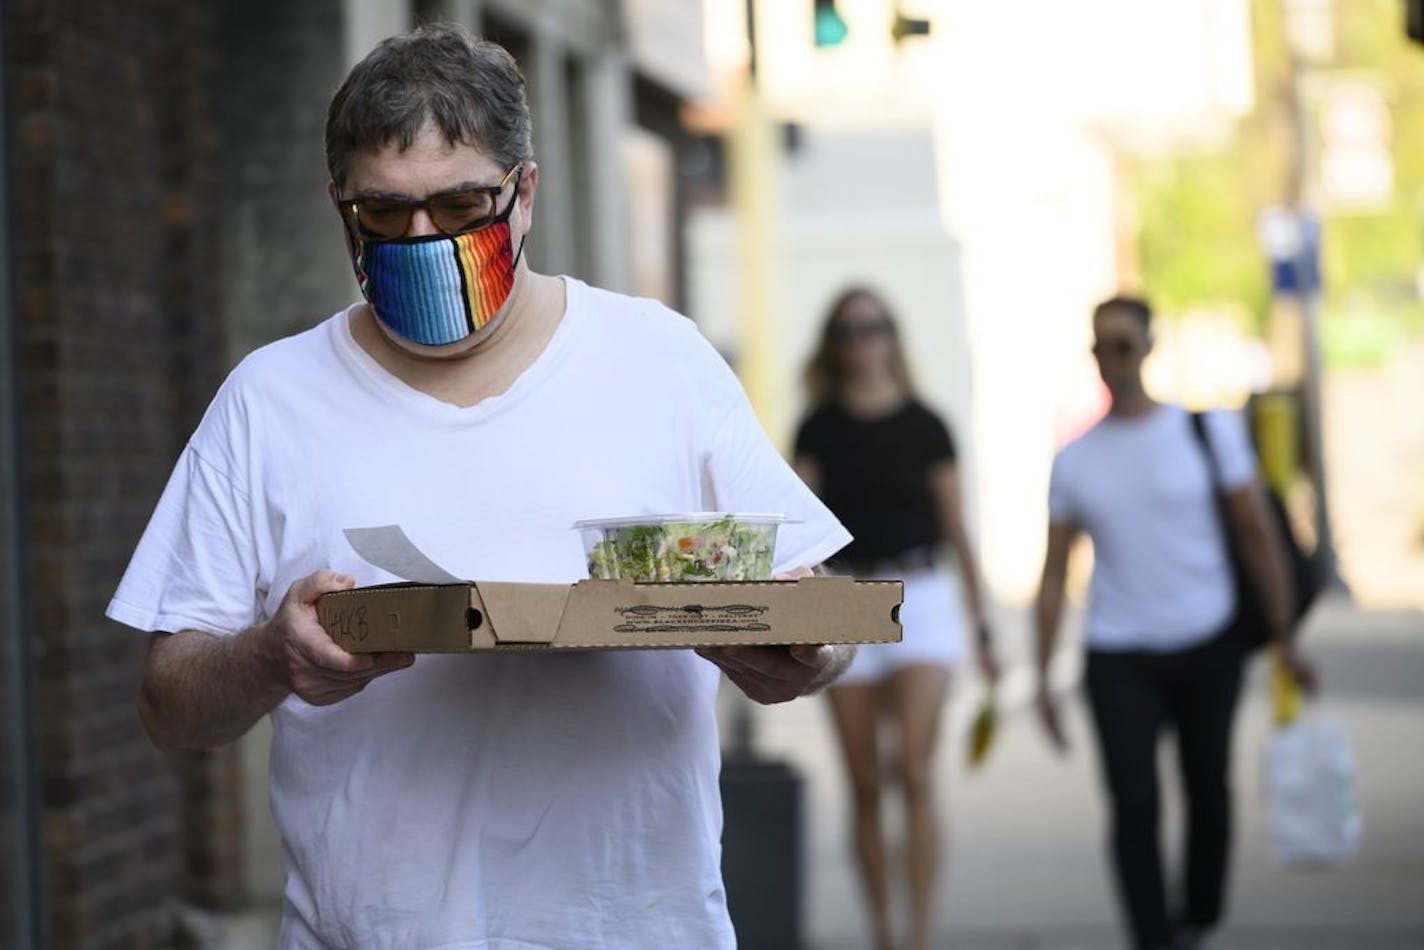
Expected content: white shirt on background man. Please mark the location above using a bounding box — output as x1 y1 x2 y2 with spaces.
1048 404 1256 653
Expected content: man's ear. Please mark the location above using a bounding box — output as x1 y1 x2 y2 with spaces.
517 161 539 229
329 181 363 262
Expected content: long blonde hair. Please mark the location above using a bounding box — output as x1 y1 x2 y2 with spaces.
802 285 916 407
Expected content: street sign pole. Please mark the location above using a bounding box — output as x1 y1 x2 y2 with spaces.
1292 233 1344 593
1277 0 1349 594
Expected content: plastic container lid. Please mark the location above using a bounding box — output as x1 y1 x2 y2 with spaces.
572 512 793 530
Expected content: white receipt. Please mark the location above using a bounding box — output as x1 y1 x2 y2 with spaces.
343 526 464 584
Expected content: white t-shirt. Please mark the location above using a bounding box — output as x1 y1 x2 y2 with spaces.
1047 404 1256 653
107 277 851 950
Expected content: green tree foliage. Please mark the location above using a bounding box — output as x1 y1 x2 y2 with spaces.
1323 0 1424 332
1132 0 1424 344
1135 154 1272 323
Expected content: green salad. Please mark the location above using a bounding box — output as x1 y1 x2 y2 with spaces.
581 514 779 582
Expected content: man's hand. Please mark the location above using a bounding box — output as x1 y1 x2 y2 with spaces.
695 642 854 704
1036 686 1070 754
1275 638 1320 694
261 570 415 706
694 563 854 703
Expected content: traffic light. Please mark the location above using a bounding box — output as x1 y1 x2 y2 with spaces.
891 10 931 42
813 0 849 47
811 1 931 49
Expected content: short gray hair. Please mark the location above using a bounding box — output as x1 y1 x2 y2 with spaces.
325 23 534 189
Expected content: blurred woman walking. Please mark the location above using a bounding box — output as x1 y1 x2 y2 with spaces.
793 286 999 950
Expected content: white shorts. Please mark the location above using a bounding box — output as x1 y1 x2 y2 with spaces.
835 564 965 687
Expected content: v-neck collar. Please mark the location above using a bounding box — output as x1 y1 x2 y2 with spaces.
331 275 584 427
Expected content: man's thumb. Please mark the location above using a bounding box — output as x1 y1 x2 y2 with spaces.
790 644 828 666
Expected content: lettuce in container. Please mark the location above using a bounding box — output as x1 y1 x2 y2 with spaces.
574 513 788 582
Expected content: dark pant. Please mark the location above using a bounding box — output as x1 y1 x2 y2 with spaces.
1085 628 1246 950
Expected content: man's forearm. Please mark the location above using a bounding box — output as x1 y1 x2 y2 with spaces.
1239 520 1294 639
139 626 290 751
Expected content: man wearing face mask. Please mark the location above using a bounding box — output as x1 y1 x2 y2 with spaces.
106 24 854 949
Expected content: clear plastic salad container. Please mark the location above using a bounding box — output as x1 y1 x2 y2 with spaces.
574 513 787 582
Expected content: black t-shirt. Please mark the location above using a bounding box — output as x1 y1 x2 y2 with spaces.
793 399 957 564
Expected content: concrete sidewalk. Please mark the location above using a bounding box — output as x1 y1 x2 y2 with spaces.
750 595 1424 950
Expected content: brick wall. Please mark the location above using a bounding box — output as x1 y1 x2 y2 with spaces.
10 0 238 944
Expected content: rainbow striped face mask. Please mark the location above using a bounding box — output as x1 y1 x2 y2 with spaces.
355 214 525 348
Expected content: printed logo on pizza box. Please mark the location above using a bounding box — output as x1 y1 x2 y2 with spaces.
612 603 770 634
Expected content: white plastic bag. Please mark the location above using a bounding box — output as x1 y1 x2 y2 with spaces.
1265 712 1362 868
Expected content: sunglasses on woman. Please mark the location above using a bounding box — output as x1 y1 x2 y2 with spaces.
831 318 895 343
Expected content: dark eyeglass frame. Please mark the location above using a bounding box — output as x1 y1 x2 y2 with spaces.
339 163 522 240
1091 338 1139 358
831 318 895 343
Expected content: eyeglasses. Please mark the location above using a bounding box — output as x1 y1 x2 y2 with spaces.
1091 337 1138 358
340 164 522 240
831 319 894 343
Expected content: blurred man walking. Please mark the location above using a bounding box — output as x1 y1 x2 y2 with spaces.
1033 295 1315 950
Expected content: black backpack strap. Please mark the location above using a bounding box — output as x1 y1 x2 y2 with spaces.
1190 410 1222 490
1193 411 1259 645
